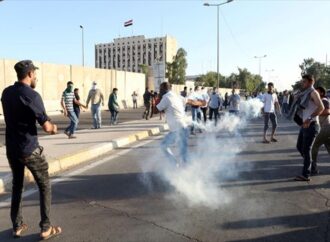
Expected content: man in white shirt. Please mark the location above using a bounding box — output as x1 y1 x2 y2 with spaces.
200 87 210 123
157 82 205 165
262 82 281 143
229 88 240 115
189 86 203 135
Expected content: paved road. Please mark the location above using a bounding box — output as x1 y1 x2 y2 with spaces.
0 118 329 242
0 107 146 145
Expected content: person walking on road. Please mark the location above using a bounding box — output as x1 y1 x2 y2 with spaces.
209 87 222 126
142 87 153 120
156 82 206 166
1 60 62 240
224 92 229 110
201 87 210 123
108 88 119 125
228 87 240 115
86 81 104 129
190 86 203 135
132 91 138 109
262 82 281 143
61 81 82 139
294 74 324 181
282 90 290 114
311 86 330 175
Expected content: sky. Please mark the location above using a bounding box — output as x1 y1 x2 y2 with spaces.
0 0 329 91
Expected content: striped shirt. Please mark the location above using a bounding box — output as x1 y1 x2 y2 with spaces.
62 91 75 111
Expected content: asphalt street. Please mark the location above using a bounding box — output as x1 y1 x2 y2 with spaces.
0 118 329 242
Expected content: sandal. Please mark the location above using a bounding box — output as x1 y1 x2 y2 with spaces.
294 175 310 182
40 226 62 240
271 138 278 142
263 139 271 144
13 224 28 238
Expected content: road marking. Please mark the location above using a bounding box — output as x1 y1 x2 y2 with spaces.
0 135 163 207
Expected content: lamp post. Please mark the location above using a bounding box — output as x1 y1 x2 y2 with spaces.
80 25 85 67
254 54 267 76
265 69 275 83
204 0 234 88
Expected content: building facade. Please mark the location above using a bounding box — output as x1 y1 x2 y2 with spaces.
95 35 177 73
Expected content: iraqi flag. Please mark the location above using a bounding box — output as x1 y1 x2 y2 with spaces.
124 19 133 27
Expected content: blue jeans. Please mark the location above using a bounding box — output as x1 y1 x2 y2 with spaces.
297 122 320 178
191 107 202 132
161 128 189 165
91 104 102 128
65 110 79 135
110 109 119 124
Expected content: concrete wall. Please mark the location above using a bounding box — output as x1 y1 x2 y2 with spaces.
0 59 145 116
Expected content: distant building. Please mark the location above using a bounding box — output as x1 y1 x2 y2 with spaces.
95 35 177 73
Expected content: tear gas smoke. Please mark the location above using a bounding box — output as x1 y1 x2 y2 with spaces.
140 98 264 209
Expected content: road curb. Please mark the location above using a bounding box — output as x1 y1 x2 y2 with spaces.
0 123 169 194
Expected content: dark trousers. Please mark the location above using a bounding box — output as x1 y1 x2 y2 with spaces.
209 107 219 125
133 100 137 109
201 107 207 123
74 107 80 119
264 112 277 132
297 122 320 177
110 109 119 124
143 103 151 120
8 147 51 231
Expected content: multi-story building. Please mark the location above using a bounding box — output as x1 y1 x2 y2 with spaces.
95 35 177 73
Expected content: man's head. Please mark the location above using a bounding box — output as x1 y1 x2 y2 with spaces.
146 87 149 92
159 82 172 98
74 88 79 94
184 86 187 91
213 87 217 92
267 82 274 93
66 81 74 92
316 86 326 98
194 86 200 92
113 88 118 94
14 60 39 89
302 74 315 89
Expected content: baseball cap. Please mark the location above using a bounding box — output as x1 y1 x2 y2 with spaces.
14 60 39 76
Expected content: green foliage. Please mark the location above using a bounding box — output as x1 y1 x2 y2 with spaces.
166 48 188 84
292 58 330 90
196 68 264 94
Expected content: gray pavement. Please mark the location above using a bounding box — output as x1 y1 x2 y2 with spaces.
0 118 329 242
0 107 146 146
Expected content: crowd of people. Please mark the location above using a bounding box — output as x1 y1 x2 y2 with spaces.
0 60 329 239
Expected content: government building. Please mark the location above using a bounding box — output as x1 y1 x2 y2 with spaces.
95 35 177 73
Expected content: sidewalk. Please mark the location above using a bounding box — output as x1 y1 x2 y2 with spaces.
0 118 168 193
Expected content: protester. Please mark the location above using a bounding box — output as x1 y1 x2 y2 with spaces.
86 82 104 129
282 90 290 114
73 88 86 121
132 91 138 109
224 92 229 109
150 91 157 118
181 86 188 112
154 92 163 120
156 82 206 166
209 87 222 126
201 87 210 123
108 88 119 125
294 74 324 181
311 86 330 175
262 82 281 143
228 87 240 115
142 87 152 120
61 81 82 139
190 86 203 135
1 60 62 240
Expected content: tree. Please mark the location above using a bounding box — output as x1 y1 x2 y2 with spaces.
292 58 330 90
166 48 188 84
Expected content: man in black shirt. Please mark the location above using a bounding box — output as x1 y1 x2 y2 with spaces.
1 60 62 240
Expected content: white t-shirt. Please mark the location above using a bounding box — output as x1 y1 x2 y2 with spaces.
201 91 210 108
263 93 278 113
156 91 187 131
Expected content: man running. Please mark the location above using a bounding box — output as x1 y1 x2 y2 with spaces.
1 60 62 240
311 86 330 175
209 87 222 126
228 87 240 115
262 82 281 143
86 81 104 129
156 82 206 166
142 87 152 120
190 86 203 135
295 75 324 181
108 88 119 125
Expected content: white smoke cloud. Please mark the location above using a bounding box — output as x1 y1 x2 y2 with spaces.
140 98 264 209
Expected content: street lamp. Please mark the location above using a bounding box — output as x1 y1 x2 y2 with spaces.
80 25 85 67
204 0 234 88
265 69 275 83
254 54 267 76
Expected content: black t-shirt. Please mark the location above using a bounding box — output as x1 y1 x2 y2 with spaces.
73 93 80 109
1 82 49 158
